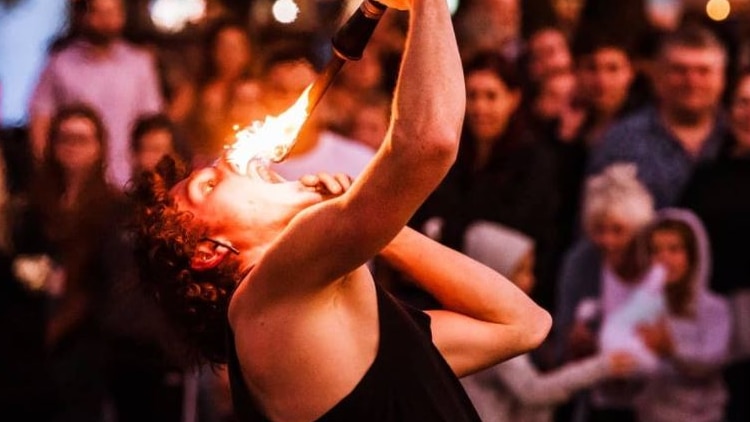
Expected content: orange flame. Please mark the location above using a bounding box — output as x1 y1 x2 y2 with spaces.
224 84 312 173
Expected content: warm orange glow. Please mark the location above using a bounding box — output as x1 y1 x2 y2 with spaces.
224 84 312 173
706 0 731 21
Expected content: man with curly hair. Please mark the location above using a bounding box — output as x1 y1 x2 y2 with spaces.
130 0 551 420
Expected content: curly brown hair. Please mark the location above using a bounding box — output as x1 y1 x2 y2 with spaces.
128 156 241 364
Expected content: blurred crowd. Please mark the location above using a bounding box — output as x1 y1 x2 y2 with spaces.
1 0 750 421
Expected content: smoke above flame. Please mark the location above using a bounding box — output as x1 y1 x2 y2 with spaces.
224 84 312 172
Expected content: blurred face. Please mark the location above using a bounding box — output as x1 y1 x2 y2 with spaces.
730 75 750 151
655 46 725 119
262 61 317 115
341 52 383 92
534 71 575 120
528 28 572 81
135 129 175 172
466 70 521 143
511 250 535 295
54 116 102 174
213 27 251 80
576 47 634 114
490 0 520 40
650 229 690 284
351 104 389 150
170 161 324 246
83 0 125 45
588 212 637 264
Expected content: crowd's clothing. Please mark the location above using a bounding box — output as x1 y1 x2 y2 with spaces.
461 352 613 422
29 39 163 187
588 106 726 209
682 143 750 295
227 283 481 421
632 209 731 422
681 137 750 422
271 131 375 180
463 220 534 277
554 239 602 361
599 265 667 375
586 264 658 410
554 242 652 413
411 127 559 309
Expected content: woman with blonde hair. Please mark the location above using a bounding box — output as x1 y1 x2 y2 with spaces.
555 163 657 421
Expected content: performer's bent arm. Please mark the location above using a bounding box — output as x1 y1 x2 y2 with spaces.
239 0 464 296
381 228 552 377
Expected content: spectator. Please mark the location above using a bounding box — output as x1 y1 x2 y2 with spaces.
191 18 259 163
569 33 639 146
412 51 558 309
453 0 523 61
0 140 52 420
460 220 637 422
347 92 391 151
588 23 728 208
555 163 656 421
319 48 390 136
28 0 163 188
259 45 375 180
524 26 572 84
633 209 731 422
681 68 750 422
14 104 126 420
130 113 190 175
545 34 641 263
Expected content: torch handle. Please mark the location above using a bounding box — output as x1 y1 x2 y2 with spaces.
332 0 388 61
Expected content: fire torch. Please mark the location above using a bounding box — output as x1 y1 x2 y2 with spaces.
223 0 389 171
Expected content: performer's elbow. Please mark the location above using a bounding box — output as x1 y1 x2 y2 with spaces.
521 307 553 352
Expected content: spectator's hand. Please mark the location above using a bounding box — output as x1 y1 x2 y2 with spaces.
607 351 638 378
568 321 598 359
637 318 674 357
300 173 353 196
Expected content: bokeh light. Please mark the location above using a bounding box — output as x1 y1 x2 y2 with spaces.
149 0 206 32
706 0 731 21
272 0 300 24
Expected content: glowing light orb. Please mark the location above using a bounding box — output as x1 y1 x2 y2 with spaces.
706 0 731 21
272 0 300 24
149 0 206 32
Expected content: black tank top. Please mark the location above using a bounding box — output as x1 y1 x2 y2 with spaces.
227 283 481 421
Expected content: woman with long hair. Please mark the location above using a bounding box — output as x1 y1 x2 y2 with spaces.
15 103 125 420
412 50 558 308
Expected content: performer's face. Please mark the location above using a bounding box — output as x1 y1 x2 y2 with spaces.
169 160 325 244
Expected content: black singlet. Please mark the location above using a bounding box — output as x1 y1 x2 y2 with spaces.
227 283 481 421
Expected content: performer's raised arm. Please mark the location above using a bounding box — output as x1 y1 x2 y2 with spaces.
237 0 465 297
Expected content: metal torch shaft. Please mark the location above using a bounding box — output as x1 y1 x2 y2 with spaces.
271 0 388 162
303 0 388 116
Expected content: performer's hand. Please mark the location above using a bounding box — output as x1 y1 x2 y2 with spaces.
300 172 353 196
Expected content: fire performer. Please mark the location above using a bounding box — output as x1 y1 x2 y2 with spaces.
130 0 551 420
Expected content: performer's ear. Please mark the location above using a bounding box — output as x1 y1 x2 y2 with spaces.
190 238 234 271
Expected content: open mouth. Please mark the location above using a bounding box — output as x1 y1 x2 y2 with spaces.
248 161 285 184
